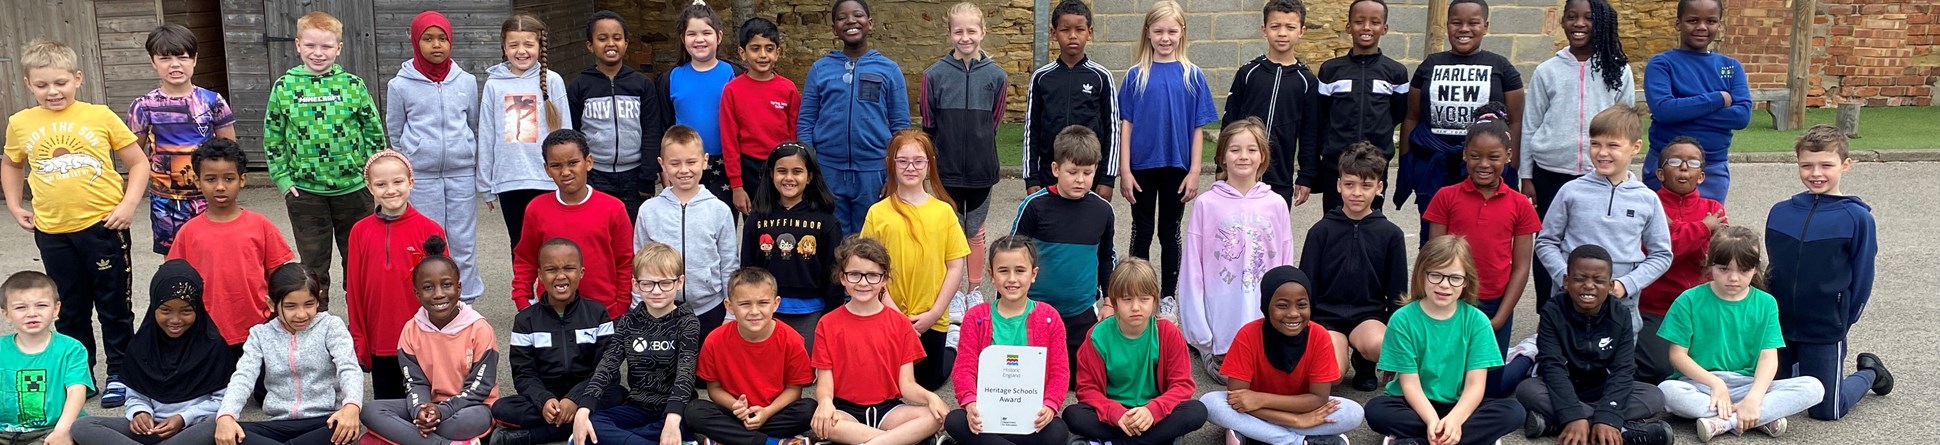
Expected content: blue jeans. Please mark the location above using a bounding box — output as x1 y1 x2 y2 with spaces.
587 405 676 445
1779 341 1877 420
823 166 885 237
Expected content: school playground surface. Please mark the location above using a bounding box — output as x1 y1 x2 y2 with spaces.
1 161 1933 444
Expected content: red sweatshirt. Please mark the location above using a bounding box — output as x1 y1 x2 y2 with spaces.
346 206 445 368
512 191 634 318
1074 318 1197 424
1640 187 1727 316
718 74 800 188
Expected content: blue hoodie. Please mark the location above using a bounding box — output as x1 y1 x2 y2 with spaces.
1642 49 1750 187
797 50 911 172
1765 192 1876 344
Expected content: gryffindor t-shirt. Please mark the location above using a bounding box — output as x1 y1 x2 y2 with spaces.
5 102 138 234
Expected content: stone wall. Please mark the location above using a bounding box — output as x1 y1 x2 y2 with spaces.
1721 0 1938 107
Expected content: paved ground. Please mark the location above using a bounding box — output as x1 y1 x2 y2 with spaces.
4 161 1933 444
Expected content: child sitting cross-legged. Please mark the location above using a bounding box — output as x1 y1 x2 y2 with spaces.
1202 266 1364 445
684 268 818 445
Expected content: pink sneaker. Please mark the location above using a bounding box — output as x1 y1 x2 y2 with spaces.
1696 417 1732 443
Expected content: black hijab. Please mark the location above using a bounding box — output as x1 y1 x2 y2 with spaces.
1260 265 1313 373
122 260 236 404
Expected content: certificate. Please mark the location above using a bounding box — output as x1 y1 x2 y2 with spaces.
975 345 1048 435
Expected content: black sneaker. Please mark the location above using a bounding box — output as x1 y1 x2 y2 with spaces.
1382 437 1425 445
1858 352 1892 395
1305 435 1349 445
1351 355 1380 392
489 428 532 445
1622 419 1674 445
1521 411 1550 438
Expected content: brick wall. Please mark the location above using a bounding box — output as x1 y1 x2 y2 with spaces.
1722 1 1939 107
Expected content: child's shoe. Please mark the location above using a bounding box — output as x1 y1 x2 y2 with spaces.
1858 352 1893 395
1202 352 1227 385
1521 410 1551 438
489 428 533 445
1225 430 1241 445
1755 417 1787 438
1622 419 1674 445
1350 354 1381 392
1159 296 1179 321
1694 417 1731 443
1304 435 1349 445
1381 436 1423 445
775 436 812 445
101 375 127 408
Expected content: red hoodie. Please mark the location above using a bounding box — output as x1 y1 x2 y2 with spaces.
346 206 445 367
1640 187 1727 317
1074 318 1197 424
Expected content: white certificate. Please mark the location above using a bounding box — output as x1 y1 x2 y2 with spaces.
975 345 1048 435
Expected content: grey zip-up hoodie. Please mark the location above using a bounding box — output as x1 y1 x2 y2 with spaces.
477 63 571 202
633 189 739 315
1535 172 1672 300
219 313 363 421
1522 48 1636 177
386 60 479 178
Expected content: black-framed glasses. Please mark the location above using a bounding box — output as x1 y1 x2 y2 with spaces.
1663 158 1704 169
634 278 678 293
842 271 885 284
1425 271 1468 287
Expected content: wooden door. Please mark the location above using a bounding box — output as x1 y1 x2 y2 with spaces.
262 0 381 103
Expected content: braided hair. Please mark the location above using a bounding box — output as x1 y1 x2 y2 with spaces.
1570 0 1629 92
503 14 560 132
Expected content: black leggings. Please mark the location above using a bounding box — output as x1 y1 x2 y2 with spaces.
238 417 337 445
1128 167 1188 298
1366 396 1525 445
915 329 954 391
1063 400 1206 445
946 408 1070 445
498 189 548 251
370 355 407 400
1528 167 1577 309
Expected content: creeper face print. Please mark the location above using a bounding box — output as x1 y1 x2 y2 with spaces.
14 369 47 425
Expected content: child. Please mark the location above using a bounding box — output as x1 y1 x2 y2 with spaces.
212 264 364 445
1023 0 1119 201
347 150 447 400
570 243 701 445
1766 125 1891 421
944 236 1070 445
570 10 663 220
1424 105 1540 353
661 1 745 206
685 268 818 445
809 237 947 445
386 10 484 304
1365 236 1525 445
491 238 616 445
166 138 295 354
742 142 845 351
720 18 801 215
1515 245 1671 444
0 272 93 445
1642 0 1750 202
799 0 913 235
511 129 635 319
264 11 385 290
1316 0 1409 210
1534 105 1672 333
1064 258 1206 445
481 14 573 249
1223 0 1322 206
1179 118 1295 382
1657 226 1825 441
127 23 237 255
4 38 149 408
71 260 234 445
862 130 967 391
1395 0 1525 236
1300 141 1408 392
1010 125 1113 387
1202 266 1364 445
1637 137 1726 383
1117 0 1219 302
636 126 740 333
921 2 1010 306
362 237 499 444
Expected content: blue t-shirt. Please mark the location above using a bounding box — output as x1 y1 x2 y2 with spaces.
1118 61 1218 171
0 334 94 432
670 62 738 156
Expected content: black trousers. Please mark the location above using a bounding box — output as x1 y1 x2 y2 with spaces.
1514 379 1665 428
498 188 548 251
1528 167 1578 309
1127 167 1188 298
589 167 650 223
1365 396 1525 445
1061 311 1099 390
370 355 407 400
238 417 336 445
37 223 134 376
1634 313 1676 384
945 408 1070 445
695 304 728 350
915 329 954 391
683 398 816 444
1063 400 1205 445
491 385 629 443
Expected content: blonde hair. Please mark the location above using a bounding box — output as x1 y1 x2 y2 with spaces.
634 242 685 277
946 2 987 55
661 125 704 155
503 14 561 132
20 39 79 75
1131 0 1197 95
296 11 344 38
1408 235 1480 306
1107 257 1162 303
1214 117 1272 181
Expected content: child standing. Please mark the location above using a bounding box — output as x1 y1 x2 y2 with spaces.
1515 245 1671 444
1766 126 1891 421
1064 258 1206 445
386 10 483 304
1178 118 1294 382
1424 107 1540 352
1301 141 1408 392
742 143 845 351
1316 0 1409 210
569 10 661 221
862 130 968 391
1642 0 1750 202
127 23 237 255
481 14 572 249
511 129 635 319
1202 266 1364 445
1010 125 1113 388
1365 236 1526 445
1637 137 1725 383
1117 0 1219 302
346 150 447 400
1023 0 1119 200
661 1 745 206
4 39 149 408
265 11 385 290
1534 105 1672 333
944 236 1070 445
571 243 702 445
1223 0 1322 206
490 239 617 445
799 0 913 235
212 264 365 445
1395 0 1525 236
70 261 235 445
166 139 295 355
685 269 818 445
720 18 800 215
810 237 947 445
921 2 1009 309
636 126 740 333
1658 226 1824 441
361 238 500 445
0 272 94 445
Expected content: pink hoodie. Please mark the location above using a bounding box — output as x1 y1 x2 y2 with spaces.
397 303 500 409
1178 180 1296 356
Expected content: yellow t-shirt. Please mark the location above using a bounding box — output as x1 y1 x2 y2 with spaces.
4 102 136 234
862 195 969 333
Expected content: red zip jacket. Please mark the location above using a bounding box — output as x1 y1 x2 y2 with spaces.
1074 318 1196 423
1639 187 1726 316
346 206 445 368
952 301 1068 410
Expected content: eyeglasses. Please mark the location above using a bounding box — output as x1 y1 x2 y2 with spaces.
634 278 679 293
895 158 929 169
1425 272 1468 286
1663 158 1705 169
842 271 886 284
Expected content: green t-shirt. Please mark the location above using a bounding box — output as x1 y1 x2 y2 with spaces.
1091 316 1160 407
1378 302 1502 403
1656 284 1787 378
991 301 1035 347
0 334 94 433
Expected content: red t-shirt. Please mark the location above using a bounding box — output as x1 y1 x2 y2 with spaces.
166 210 295 345
812 304 925 405
1220 320 1340 395
1423 180 1542 299
698 321 814 407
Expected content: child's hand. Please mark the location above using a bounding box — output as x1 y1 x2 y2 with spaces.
964 403 982 434
215 416 246 445
44 429 72 445
731 394 751 417
1119 173 1141 204
1703 212 1723 231
9 206 33 231
414 403 442 436
1610 281 1627 299
910 310 943 334
554 398 581 426
328 404 362 445
1226 389 1267 413
658 423 682 445
485 200 497 212
1092 184 1114 202
1558 419 1590 445
153 415 186 439
1718 91 1733 104
1118 407 1153 436
572 408 599 444
1027 185 1041 195
743 405 770 430
925 400 949 425
1433 414 1466 445
1734 397 1763 433
1293 185 1311 207
732 188 751 215
812 402 841 438
1591 423 1623 445
1291 399 1341 429
1706 384 1736 419
1521 179 1537 200
130 412 155 435
543 398 562 424
1178 174 1200 202
1034 406 1056 432
288 188 302 198
104 201 137 230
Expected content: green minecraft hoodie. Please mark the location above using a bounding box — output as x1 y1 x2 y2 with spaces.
263 64 385 196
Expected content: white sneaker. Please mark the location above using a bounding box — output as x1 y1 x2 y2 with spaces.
1695 416 1732 443
947 290 970 349
1225 430 1241 445
1159 295 1179 320
1757 417 1788 437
